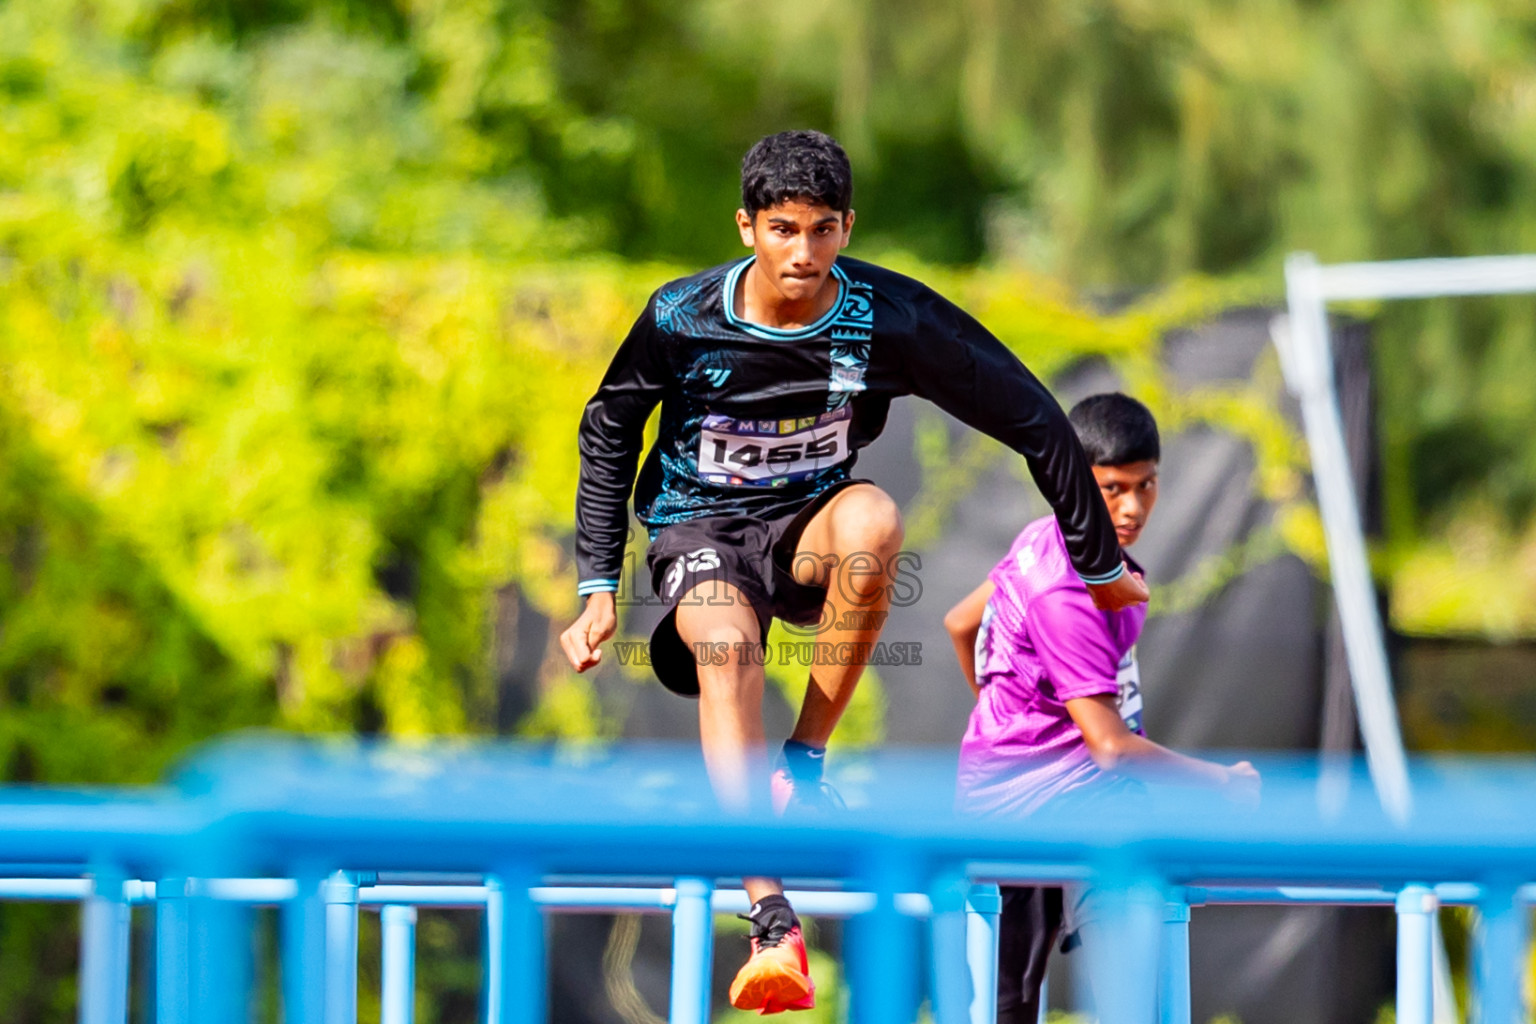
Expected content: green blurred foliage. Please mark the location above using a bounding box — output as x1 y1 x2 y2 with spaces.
0 0 1294 784
3 0 1533 770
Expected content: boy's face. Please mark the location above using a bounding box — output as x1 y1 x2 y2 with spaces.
735 199 854 305
1092 460 1159 548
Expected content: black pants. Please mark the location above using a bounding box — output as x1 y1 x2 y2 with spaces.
996 886 1064 1024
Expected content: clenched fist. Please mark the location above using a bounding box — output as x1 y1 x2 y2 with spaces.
559 592 617 673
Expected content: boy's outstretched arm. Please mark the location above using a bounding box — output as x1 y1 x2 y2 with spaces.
1065 695 1261 806
893 292 1143 610
943 580 996 697
563 296 671 673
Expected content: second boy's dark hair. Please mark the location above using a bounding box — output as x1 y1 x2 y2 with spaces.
741 131 853 217
1069 393 1160 466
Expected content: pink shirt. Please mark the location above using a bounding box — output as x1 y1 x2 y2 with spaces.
957 517 1146 816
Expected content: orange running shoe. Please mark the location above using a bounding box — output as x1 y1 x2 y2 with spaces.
729 901 815 1014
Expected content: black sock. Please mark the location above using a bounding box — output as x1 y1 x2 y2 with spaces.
743 893 800 945
778 740 826 785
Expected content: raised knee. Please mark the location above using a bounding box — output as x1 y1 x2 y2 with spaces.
674 605 758 651
690 621 753 650
831 487 904 554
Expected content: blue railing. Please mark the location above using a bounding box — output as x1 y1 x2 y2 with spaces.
3 740 1533 1024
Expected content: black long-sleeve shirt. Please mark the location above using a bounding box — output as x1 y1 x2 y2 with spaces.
574 255 1123 597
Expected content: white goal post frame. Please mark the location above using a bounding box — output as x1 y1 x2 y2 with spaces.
1274 254 1536 1024
1274 252 1536 821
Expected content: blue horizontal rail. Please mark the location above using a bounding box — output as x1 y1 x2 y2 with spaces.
32 871 1533 1024
2 741 1532 1024
10 875 1532 909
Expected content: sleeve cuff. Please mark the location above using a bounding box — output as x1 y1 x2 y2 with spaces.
1076 563 1125 587
577 578 621 596
1057 682 1121 702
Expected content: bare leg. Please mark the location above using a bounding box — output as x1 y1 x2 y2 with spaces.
673 582 781 903
785 484 905 746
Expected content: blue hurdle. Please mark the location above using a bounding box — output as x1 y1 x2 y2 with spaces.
0 742 1530 1024
26 871 1533 1024
4 870 1534 1023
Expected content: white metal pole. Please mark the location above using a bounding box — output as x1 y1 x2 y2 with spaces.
1278 253 1412 820
1279 250 1536 1022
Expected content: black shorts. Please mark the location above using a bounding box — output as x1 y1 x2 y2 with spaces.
645 479 866 697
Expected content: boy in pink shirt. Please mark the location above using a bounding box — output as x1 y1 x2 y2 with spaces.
944 393 1259 1023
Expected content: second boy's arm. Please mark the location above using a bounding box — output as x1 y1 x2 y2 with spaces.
1027 584 1260 804
1066 695 1261 805
944 580 996 697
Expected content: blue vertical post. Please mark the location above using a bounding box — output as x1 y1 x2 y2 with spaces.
381 905 418 1024
965 883 1002 1024
156 877 190 1024
1159 892 1191 1024
188 881 251 1022
285 873 329 1024
669 877 715 1024
325 871 360 1024
1083 872 1162 1024
484 867 544 1024
483 877 504 1024
79 873 131 1024
928 872 971 1024
848 854 918 1024
1396 885 1436 1024
1472 885 1529 1024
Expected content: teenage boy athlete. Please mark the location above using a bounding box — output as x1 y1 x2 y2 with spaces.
560 130 1148 1014
944 393 1260 1024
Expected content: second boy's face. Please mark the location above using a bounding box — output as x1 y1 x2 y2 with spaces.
735 200 854 305
1092 460 1159 548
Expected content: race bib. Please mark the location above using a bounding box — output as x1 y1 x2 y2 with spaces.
1116 647 1144 734
698 406 852 486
